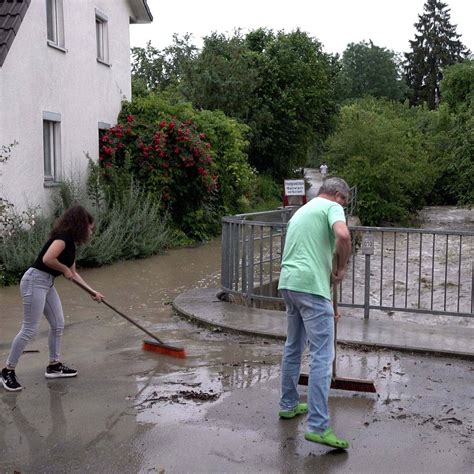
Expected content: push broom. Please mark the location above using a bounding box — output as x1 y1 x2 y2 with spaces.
71 278 186 359
298 285 376 393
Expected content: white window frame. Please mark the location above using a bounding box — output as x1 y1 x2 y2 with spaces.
95 10 110 65
46 0 66 51
43 112 62 184
98 122 111 131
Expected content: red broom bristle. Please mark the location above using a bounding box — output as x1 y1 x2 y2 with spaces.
142 341 187 359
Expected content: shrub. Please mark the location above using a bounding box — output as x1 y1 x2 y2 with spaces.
98 113 219 239
0 178 175 286
119 95 256 215
431 62 474 205
324 98 436 225
78 185 174 266
0 211 51 286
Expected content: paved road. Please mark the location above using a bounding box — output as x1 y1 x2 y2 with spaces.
305 167 323 199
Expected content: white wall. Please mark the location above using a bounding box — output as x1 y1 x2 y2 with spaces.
0 0 134 212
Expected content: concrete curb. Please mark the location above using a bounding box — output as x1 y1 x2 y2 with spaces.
174 288 474 361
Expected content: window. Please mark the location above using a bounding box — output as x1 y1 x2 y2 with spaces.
95 10 109 64
98 122 110 153
46 0 65 49
42 113 61 183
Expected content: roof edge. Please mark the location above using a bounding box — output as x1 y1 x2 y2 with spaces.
128 0 153 24
0 0 31 68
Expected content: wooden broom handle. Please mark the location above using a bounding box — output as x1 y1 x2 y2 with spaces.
70 278 165 345
333 284 338 377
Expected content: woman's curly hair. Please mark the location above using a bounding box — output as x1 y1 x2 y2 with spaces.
49 205 94 244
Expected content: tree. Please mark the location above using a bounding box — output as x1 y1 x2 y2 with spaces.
131 34 198 94
340 41 406 101
254 30 339 178
179 30 263 124
130 29 339 180
183 29 339 179
404 0 470 109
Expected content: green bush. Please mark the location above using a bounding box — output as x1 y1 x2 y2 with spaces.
242 173 282 212
0 215 51 286
97 111 223 240
120 95 256 215
324 98 436 225
78 185 174 266
430 62 474 205
0 179 175 286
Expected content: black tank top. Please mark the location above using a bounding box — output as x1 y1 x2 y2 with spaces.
31 234 76 277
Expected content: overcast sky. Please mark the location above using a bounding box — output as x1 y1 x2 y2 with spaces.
130 0 473 56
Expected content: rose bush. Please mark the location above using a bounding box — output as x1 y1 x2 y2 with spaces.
98 115 218 236
119 95 256 215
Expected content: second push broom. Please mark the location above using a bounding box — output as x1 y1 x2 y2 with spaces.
298 285 376 393
71 278 186 359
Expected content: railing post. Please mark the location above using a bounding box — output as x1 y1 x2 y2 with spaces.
362 232 374 320
233 223 240 291
221 220 228 289
241 224 247 296
364 254 371 320
247 225 255 306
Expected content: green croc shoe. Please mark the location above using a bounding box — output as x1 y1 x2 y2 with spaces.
305 428 349 449
278 402 308 419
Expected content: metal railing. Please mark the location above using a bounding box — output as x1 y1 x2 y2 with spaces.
221 208 293 307
221 210 474 319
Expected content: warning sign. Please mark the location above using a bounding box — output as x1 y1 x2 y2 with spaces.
284 179 305 196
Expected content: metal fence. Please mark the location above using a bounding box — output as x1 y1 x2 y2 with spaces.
221 210 474 319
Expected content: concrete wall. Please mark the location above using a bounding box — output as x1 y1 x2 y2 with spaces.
0 0 135 212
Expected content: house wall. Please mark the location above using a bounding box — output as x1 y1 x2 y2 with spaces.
0 0 134 212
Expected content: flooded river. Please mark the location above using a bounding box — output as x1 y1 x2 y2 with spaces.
343 206 474 328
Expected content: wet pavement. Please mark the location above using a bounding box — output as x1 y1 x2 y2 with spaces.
1 215 473 472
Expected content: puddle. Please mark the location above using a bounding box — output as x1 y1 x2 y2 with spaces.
133 367 227 425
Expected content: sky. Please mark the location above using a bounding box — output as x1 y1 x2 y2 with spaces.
130 0 473 56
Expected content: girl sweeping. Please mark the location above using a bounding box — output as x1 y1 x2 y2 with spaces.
1 205 104 392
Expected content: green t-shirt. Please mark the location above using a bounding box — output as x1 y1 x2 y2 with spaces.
278 197 346 300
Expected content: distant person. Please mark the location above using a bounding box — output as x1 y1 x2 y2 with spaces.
319 162 328 181
1 205 104 392
278 177 352 449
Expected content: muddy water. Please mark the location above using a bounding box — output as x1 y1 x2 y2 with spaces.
420 206 474 231
342 206 474 327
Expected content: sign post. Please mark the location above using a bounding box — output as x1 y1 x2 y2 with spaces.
362 232 374 319
283 179 306 207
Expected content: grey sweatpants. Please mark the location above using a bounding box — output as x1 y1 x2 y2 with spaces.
6 268 64 368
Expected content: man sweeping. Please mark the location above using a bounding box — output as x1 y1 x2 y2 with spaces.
277 177 352 449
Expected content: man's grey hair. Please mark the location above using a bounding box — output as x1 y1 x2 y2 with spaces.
317 177 350 198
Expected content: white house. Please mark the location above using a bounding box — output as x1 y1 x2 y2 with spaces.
0 0 152 212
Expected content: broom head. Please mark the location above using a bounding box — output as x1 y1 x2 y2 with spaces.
142 339 187 359
331 376 376 393
298 373 376 393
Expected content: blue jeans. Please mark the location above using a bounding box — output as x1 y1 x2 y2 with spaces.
6 268 64 369
279 289 334 433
